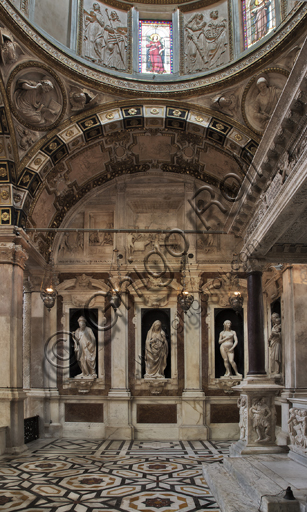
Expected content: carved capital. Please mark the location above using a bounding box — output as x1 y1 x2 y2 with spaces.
245 258 267 273
0 242 28 269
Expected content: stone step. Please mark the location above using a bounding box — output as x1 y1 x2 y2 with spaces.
204 457 301 512
223 455 283 505
203 462 259 512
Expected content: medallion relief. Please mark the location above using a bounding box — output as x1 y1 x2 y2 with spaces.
242 69 288 135
8 64 65 131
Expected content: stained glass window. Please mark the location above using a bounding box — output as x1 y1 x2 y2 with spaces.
139 20 173 74
242 0 276 50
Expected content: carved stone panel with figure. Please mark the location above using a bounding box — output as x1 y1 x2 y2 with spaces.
183 2 229 74
82 1 129 72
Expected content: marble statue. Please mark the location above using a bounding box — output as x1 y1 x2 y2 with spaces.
144 320 168 379
238 396 247 440
250 397 271 442
14 77 61 127
72 316 97 378
252 77 281 131
218 320 242 378
268 312 282 374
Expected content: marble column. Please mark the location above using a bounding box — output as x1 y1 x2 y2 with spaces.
0 231 28 453
247 271 266 376
106 295 133 439
180 289 208 440
230 260 284 455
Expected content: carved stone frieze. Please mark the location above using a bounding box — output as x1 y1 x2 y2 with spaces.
0 242 28 269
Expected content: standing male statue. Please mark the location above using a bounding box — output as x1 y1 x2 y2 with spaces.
72 316 97 378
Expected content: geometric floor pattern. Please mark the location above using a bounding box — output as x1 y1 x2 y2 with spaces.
0 439 231 511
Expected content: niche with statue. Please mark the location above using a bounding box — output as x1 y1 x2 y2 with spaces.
141 308 171 379
214 308 244 379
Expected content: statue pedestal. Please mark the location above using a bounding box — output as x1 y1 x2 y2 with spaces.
230 377 287 456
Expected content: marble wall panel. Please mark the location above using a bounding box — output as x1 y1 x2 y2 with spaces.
210 404 239 423
34 0 71 46
137 404 177 423
65 403 104 422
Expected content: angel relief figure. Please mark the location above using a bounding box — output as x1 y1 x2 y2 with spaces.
146 33 165 74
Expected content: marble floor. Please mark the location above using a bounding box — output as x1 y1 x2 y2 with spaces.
0 439 231 511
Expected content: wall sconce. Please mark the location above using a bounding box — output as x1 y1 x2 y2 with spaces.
178 253 194 313
40 253 57 311
178 290 194 312
229 291 243 314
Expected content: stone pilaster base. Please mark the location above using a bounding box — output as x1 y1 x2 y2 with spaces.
230 377 287 456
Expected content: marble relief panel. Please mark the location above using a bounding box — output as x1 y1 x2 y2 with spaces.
183 1 230 75
56 209 114 264
126 193 185 264
58 212 85 262
81 1 129 72
88 211 114 255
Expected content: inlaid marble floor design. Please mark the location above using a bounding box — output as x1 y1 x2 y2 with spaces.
0 439 231 511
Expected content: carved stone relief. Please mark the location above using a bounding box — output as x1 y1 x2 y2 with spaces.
249 397 273 443
184 4 229 74
242 70 288 135
89 212 114 255
10 66 64 130
15 123 37 151
82 2 128 72
211 92 238 118
288 408 307 453
69 86 99 112
238 395 247 440
0 28 23 65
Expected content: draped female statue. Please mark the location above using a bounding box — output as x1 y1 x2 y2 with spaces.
144 320 168 379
